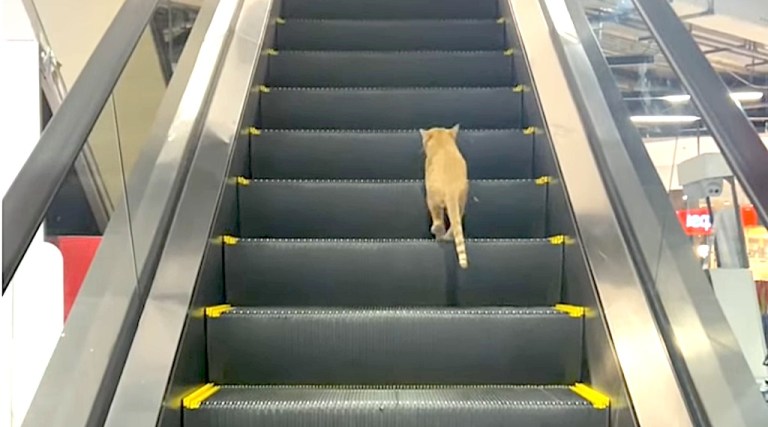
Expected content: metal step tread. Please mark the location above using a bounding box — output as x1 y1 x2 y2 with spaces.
183 385 608 426
206 305 583 385
280 0 499 20
258 87 525 130
275 19 507 51
237 178 547 239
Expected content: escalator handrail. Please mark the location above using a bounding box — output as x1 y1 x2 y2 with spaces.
631 0 768 227
1 0 161 293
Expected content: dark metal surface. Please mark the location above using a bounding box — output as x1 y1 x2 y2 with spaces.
207 307 582 385
251 130 535 179
281 0 498 19
185 386 607 427
267 51 515 87
632 0 768 226
2 0 161 292
239 179 547 238
224 239 563 307
259 87 524 129
275 19 506 51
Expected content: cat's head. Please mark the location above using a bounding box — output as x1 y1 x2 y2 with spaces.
419 124 460 152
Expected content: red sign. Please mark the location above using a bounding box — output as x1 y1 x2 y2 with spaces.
677 205 761 236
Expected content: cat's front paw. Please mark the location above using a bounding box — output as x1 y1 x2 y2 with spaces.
430 223 446 238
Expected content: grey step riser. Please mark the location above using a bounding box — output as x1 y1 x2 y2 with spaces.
259 89 525 129
266 52 515 87
275 21 506 51
238 181 546 239
251 131 535 180
224 241 563 307
207 310 582 384
280 0 499 19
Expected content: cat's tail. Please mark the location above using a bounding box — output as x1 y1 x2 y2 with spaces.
446 198 468 269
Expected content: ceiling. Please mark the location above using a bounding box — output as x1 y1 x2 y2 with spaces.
581 0 768 134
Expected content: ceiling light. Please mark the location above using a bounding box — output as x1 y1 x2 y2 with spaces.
630 115 701 124
660 91 763 104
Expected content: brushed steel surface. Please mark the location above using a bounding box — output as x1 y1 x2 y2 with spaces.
103 1 277 426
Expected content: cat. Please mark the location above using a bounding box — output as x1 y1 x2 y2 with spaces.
420 124 469 269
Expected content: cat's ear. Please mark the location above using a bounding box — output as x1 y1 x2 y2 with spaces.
449 124 460 138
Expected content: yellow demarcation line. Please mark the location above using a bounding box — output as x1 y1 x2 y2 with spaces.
554 304 586 318
247 127 262 136
512 84 527 93
535 176 551 185
523 126 537 135
496 17 506 24
221 235 239 246
258 85 271 93
236 177 251 186
205 304 233 318
182 383 221 410
570 383 610 409
266 48 279 56
503 48 514 56
276 17 286 24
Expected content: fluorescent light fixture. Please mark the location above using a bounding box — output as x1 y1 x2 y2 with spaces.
630 115 701 124
730 91 764 102
660 94 691 103
660 91 763 103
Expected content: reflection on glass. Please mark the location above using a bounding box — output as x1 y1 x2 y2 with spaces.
584 0 768 395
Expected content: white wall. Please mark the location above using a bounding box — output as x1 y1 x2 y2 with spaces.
1 0 64 426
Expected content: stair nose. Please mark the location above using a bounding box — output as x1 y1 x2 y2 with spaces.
183 386 609 427
206 307 583 385
281 0 499 19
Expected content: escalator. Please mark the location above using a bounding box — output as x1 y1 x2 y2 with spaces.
178 0 609 425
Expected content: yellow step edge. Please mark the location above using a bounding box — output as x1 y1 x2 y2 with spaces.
276 17 286 24
182 383 221 410
258 85 271 93
523 126 537 135
266 48 279 56
205 304 232 318
247 127 262 136
554 304 586 318
221 235 239 246
513 84 527 93
503 48 514 56
570 383 610 409
548 235 575 245
236 176 250 186
535 176 552 185
496 17 506 24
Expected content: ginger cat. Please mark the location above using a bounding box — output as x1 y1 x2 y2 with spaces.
420 124 469 269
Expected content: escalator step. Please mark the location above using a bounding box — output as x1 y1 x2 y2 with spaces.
281 0 499 19
183 385 608 426
258 87 524 130
275 19 506 51
224 239 562 307
238 179 546 238
266 51 514 87
251 129 534 180
206 307 582 385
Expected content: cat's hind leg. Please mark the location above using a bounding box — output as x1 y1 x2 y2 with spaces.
427 198 446 238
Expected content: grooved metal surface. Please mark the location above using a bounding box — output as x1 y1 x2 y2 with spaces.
207 307 582 385
251 130 534 180
280 0 499 19
184 386 607 426
266 51 515 87
259 88 524 129
224 239 563 306
275 20 507 51
238 179 546 238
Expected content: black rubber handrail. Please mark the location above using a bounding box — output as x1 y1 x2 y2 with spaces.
2 0 161 293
